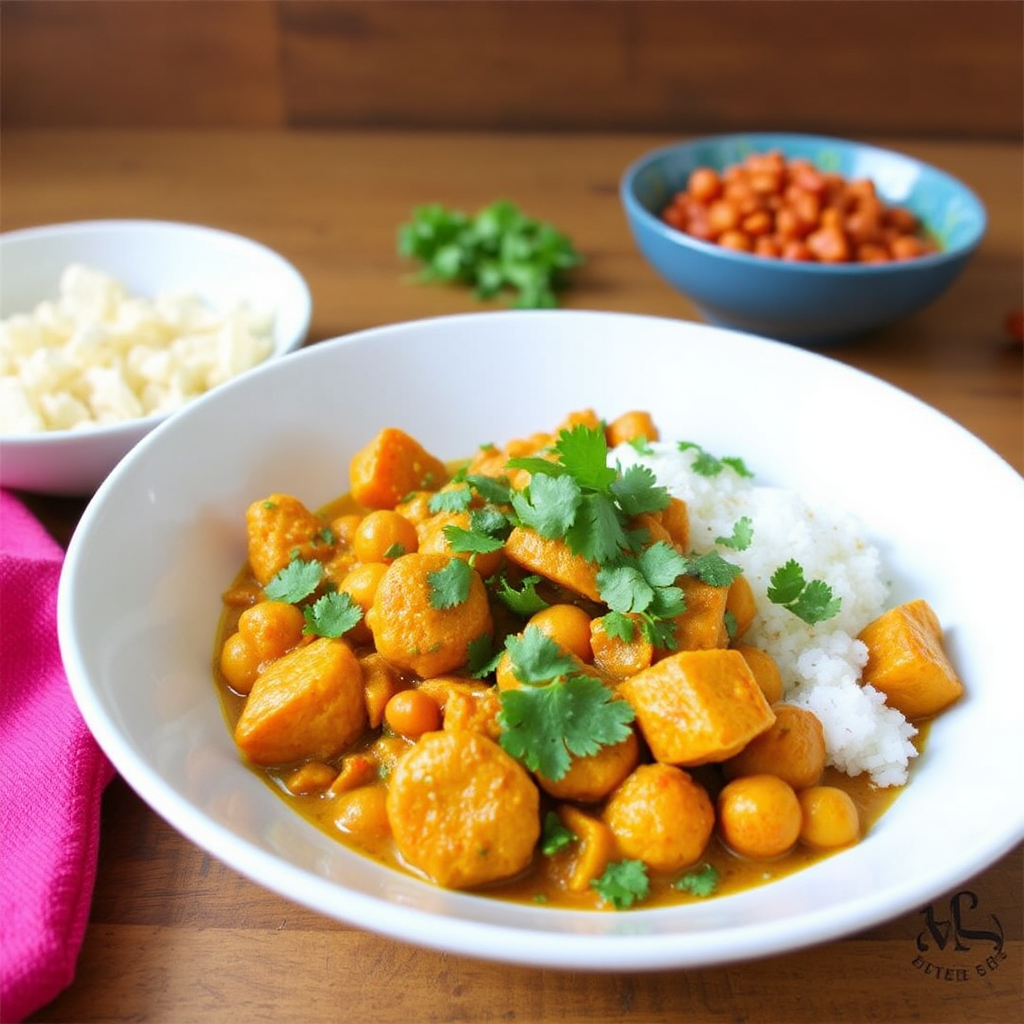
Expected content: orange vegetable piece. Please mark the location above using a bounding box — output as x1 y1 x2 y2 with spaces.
664 576 730 652
725 574 757 639
733 644 784 704
370 552 493 678
606 410 660 448
602 763 714 872
245 493 332 585
557 804 616 892
857 599 963 719
504 526 602 602
589 614 653 680
618 648 775 766
349 427 449 510
385 731 540 890
234 637 367 766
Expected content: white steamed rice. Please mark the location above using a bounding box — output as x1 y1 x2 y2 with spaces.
611 441 919 787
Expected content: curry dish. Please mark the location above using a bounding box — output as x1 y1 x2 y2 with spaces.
214 411 960 910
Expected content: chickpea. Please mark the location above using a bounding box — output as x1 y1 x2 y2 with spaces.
353 509 419 564
717 774 802 859
333 785 392 852
734 645 784 705
528 604 593 662
722 705 826 790
384 688 442 738
219 632 261 695
237 600 306 662
798 786 861 849
337 561 388 643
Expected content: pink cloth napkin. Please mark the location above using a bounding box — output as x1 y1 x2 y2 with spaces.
0 490 115 1023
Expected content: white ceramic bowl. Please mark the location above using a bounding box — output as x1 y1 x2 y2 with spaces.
0 219 312 495
58 310 1024 972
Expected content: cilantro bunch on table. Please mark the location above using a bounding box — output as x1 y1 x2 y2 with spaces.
397 199 584 308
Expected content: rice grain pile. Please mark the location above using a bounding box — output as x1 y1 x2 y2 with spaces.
612 441 919 787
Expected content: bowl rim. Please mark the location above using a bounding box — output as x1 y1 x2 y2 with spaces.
0 217 313 445
620 131 988 273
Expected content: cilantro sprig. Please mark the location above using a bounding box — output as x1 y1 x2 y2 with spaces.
262 556 363 639
677 441 754 479
508 423 670 565
591 859 650 910
497 626 635 781
673 862 720 898
767 559 842 625
397 199 584 309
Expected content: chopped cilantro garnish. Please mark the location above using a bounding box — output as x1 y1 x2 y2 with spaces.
715 516 754 551
263 556 323 603
673 862 720 898
428 487 473 514
397 199 584 309
303 591 363 639
509 424 669 567
497 627 635 781
490 572 550 616
627 435 654 456
767 559 842 624
685 550 744 588
466 633 502 679
677 442 754 479
443 525 506 556
591 859 650 910
540 811 577 856
427 557 473 609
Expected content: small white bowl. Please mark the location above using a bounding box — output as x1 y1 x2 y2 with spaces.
58 310 1024 972
0 219 312 495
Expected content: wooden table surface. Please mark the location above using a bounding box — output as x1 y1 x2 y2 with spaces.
4 130 1022 1024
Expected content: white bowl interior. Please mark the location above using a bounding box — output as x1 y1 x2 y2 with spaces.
58 310 1024 970
0 219 312 494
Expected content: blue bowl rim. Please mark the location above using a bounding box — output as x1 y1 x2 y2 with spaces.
620 132 988 275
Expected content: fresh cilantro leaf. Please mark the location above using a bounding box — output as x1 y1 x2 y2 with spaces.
627 435 654 455
382 542 407 559
722 456 754 478
443 524 506 556
564 491 629 564
427 557 473 609
428 487 472 514
597 541 687 620
610 463 670 516
591 859 650 910
540 811 576 856
397 199 583 308
723 610 738 640
263 557 323 603
673 862 720 898
467 633 502 678
490 573 550 616
686 550 743 588
599 611 637 643
767 559 842 624
678 442 754 479
303 592 363 638
503 625 579 684
469 505 512 539
498 674 635 781
464 473 512 506
553 424 617 492
510 472 581 538
715 515 754 551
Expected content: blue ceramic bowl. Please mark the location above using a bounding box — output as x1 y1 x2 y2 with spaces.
620 133 987 345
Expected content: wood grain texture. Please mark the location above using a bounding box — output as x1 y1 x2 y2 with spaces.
2 1 1022 137
3 127 1021 1024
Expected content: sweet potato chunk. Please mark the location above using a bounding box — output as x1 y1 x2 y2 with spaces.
504 526 601 602
662 576 730 652
235 637 367 766
618 648 775 766
857 599 963 719
385 731 540 889
369 552 493 677
349 427 449 510
245 493 332 586
602 763 714 872
557 804 615 892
